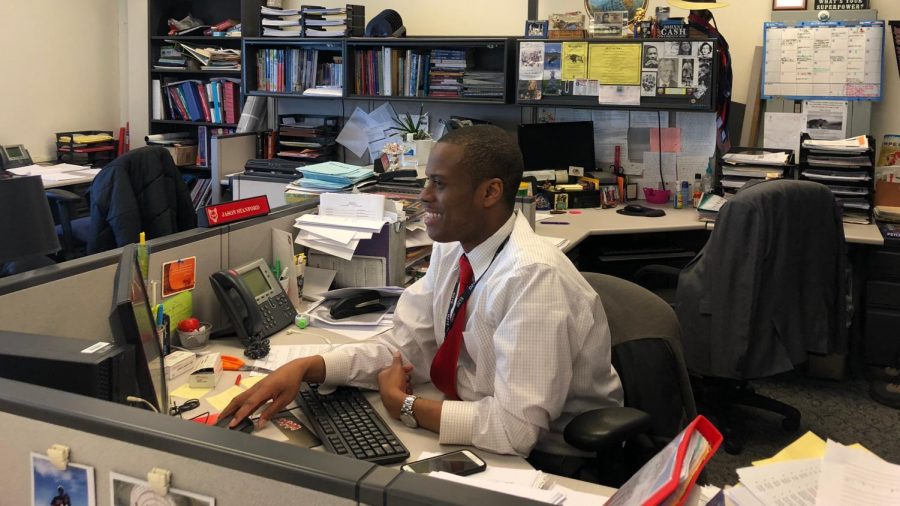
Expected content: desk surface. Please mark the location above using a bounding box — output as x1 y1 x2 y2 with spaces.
536 204 884 249
173 329 615 500
8 163 98 189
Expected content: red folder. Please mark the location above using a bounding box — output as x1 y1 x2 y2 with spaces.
606 415 723 506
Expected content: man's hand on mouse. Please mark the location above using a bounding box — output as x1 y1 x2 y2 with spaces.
377 352 414 419
220 355 326 428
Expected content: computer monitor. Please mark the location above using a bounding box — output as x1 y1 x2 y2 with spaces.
109 244 168 413
517 121 596 173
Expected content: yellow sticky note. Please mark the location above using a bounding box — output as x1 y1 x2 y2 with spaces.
241 375 266 388
206 385 246 412
169 383 213 400
753 431 873 466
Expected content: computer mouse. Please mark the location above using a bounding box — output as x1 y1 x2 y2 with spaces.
215 413 255 433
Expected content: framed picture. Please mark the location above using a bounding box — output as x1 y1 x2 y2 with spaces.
524 20 549 38
772 0 807 10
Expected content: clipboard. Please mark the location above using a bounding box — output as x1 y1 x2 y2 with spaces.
606 415 723 506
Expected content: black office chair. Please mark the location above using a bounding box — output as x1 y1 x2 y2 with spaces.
46 188 91 260
636 179 847 454
561 272 697 487
87 146 197 254
0 176 60 276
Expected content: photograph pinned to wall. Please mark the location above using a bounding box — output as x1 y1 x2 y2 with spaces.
110 472 214 506
591 11 627 37
543 70 563 95
524 19 549 38
641 71 658 96
698 41 714 59
573 78 600 96
518 79 543 100
664 41 683 57
657 58 680 88
642 42 662 69
803 100 848 141
518 41 545 100
681 58 697 88
694 60 712 99
678 41 694 56
542 43 563 96
31 453 96 506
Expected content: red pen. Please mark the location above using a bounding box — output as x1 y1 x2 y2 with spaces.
234 374 242 387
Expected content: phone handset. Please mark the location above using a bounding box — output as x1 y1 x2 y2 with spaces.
209 269 269 359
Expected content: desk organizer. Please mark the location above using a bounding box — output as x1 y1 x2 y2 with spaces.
56 130 117 166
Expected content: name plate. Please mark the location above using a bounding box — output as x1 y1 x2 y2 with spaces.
200 195 270 227
659 25 688 38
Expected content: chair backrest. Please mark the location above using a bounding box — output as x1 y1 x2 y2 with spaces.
581 272 697 443
676 179 847 379
87 146 197 253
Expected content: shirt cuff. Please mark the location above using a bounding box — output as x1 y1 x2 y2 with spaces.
438 400 475 446
320 350 351 385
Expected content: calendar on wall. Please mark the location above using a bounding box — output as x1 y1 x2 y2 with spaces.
762 20 884 101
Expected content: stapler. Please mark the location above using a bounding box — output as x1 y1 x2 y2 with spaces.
329 290 386 320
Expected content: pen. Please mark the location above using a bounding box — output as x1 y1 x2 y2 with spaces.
235 374 242 387
274 259 281 278
155 304 164 326
541 221 570 225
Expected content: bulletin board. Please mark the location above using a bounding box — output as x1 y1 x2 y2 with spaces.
516 38 717 111
762 20 884 101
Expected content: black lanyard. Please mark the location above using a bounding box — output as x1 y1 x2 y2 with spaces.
444 235 510 336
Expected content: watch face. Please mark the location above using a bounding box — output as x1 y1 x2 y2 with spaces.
401 412 418 428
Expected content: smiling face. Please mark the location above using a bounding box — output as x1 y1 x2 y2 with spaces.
420 143 497 251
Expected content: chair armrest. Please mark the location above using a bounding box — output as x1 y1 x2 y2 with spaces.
564 407 652 452
45 188 82 202
634 264 682 289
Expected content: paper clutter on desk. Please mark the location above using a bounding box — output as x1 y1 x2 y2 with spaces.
294 193 402 261
164 350 196 380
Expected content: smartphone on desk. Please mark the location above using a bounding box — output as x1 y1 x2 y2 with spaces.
400 450 486 476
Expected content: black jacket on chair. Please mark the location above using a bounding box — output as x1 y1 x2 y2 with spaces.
87 146 196 254
676 179 847 379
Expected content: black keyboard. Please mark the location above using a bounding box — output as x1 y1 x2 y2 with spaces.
296 383 410 465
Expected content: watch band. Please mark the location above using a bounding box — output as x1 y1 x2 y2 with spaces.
400 395 418 428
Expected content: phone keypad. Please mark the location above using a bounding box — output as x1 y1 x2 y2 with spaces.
260 293 297 335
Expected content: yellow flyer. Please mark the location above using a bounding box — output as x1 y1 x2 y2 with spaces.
561 42 588 81
587 43 641 85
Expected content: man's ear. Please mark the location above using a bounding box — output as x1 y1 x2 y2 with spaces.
478 178 504 208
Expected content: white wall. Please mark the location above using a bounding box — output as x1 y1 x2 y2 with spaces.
0 0 121 162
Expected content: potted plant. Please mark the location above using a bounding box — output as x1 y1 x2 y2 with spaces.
387 106 435 169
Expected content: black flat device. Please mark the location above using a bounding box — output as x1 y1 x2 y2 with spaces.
329 290 386 320
215 413 255 433
617 204 667 217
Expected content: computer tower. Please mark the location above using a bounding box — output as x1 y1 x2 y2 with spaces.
0 330 137 404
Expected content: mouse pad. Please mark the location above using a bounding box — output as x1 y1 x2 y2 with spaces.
616 206 666 217
270 412 322 448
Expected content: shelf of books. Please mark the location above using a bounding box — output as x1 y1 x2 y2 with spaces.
242 38 344 98
799 134 875 225
514 38 717 111
344 38 514 104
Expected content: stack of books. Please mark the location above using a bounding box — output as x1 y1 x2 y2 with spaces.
799 134 875 224
260 6 302 37
165 41 241 71
154 43 188 70
254 47 342 93
719 148 792 197
461 71 505 99
428 49 470 98
158 78 241 125
353 48 430 97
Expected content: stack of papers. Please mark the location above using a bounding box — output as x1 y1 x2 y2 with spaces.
802 135 870 153
722 151 791 166
294 193 389 260
721 433 898 506
296 161 375 191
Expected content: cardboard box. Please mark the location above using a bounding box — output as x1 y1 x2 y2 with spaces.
164 145 198 166
188 352 222 388
875 180 900 207
164 350 196 380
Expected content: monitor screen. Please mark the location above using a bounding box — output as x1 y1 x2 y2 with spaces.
109 244 168 413
517 121 596 173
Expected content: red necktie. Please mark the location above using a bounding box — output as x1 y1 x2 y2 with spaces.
430 254 474 400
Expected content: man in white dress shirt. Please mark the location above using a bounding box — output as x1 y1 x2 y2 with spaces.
223 125 622 472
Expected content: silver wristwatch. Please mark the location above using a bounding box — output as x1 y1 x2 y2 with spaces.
400 395 418 428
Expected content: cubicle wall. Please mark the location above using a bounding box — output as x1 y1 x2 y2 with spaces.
0 378 542 505
0 202 316 342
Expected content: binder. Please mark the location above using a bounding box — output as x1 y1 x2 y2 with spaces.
606 415 723 506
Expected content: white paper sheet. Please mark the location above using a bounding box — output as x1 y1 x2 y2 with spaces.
336 107 375 157
320 193 385 221
251 344 331 373
676 112 717 158
642 151 677 190
598 85 641 106
630 111 669 128
737 458 821 506
815 440 900 506
295 214 385 232
803 100 848 141
302 266 337 297
40 172 83 182
764 112 805 157
296 237 357 261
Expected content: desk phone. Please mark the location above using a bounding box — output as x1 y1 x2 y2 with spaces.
0 144 32 169
210 258 297 348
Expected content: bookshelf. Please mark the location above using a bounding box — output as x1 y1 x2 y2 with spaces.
241 38 345 99
344 38 515 104
147 0 264 198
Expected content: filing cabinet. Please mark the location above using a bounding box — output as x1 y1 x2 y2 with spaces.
864 247 900 366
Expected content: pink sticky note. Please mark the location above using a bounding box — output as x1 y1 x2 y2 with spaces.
650 128 682 153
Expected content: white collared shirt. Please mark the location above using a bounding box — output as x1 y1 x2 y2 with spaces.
321 212 623 456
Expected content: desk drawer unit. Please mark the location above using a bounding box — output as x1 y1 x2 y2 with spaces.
864 248 900 366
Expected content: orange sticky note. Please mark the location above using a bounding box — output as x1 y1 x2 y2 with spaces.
650 128 682 153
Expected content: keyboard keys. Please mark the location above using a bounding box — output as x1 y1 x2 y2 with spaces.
296 383 410 465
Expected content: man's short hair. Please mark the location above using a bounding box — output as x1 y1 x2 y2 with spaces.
437 125 524 208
